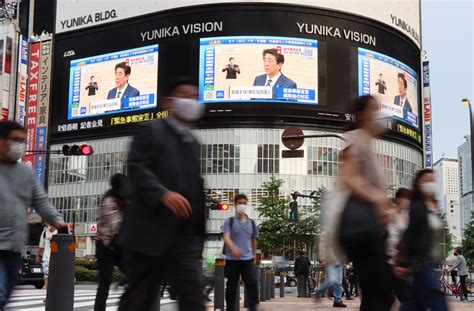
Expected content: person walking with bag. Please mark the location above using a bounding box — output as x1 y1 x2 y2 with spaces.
394 169 449 310
337 95 393 311
94 173 130 311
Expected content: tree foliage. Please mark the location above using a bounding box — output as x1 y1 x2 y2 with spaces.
440 213 454 258
462 211 474 266
256 177 293 255
256 176 325 258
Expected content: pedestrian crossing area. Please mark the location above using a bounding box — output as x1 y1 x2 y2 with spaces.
5 287 177 310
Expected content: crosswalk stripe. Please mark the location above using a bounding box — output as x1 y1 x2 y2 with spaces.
5 290 176 309
8 292 124 301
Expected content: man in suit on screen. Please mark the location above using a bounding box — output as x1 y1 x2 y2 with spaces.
393 72 413 120
222 57 240 79
253 48 297 99
107 62 140 109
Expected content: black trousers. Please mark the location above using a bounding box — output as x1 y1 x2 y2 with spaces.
118 235 205 311
460 275 468 299
342 276 351 298
341 233 393 310
94 241 122 311
450 270 457 284
225 260 258 311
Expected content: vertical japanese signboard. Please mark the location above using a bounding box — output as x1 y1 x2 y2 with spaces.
422 55 432 168
23 42 40 170
34 40 52 184
16 35 28 126
2 37 12 120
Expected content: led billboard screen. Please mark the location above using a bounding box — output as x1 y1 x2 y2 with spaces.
68 44 158 120
199 36 318 105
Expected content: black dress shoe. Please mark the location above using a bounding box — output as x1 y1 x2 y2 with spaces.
333 301 347 308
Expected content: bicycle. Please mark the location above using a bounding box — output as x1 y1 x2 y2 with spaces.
439 274 471 301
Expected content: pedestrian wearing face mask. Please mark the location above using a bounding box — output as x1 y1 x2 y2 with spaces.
222 194 259 311
336 95 394 310
448 248 468 301
395 169 449 311
0 121 66 310
118 78 206 311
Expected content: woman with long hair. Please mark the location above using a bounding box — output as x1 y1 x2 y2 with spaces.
395 169 448 310
337 95 393 310
94 173 131 311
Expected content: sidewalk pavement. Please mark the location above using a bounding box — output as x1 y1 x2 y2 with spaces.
207 295 474 310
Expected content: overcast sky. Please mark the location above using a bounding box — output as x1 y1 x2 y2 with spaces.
422 0 474 160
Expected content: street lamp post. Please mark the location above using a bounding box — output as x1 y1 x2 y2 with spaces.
462 98 474 193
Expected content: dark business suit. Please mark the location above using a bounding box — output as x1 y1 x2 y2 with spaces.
118 118 206 311
253 73 297 99
394 95 413 120
107 85 140 109
375 79 386 94
222 64 240 79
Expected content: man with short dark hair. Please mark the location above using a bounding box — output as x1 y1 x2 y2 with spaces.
86 76 98 96
0 121 65 309
375 73 387 94
449 248 468 301
222 57 240 79
222 194 259 311
118 79 206 311
107 62 140 109
393 73 412 119
253 48 297 99
294 250 311 297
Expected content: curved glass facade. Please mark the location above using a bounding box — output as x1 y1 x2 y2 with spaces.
47 127 421 256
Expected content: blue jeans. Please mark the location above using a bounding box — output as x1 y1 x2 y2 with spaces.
315 263 343 302
400 263 448 311
0 251 21 308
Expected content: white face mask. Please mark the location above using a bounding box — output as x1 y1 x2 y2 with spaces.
171 98 204 122
6 141 26 162
420 182 437 197
236 204 249 215
371 111 389 135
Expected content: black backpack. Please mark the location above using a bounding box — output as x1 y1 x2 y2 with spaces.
222 217 256 255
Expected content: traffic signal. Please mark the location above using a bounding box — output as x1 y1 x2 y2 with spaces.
210 202 230 211
62 144 94 156
289 201 298 223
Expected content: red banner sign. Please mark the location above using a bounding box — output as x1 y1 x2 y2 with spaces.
23 43 41 168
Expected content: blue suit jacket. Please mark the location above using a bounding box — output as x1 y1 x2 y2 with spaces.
107 84 140 109
394 95 413 120
253 73 297 99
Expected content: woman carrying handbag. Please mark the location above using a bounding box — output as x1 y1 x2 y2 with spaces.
337 95 394 311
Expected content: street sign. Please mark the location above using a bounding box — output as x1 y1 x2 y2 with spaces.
88 223 97 234
282 150 304 158
281 127 304 150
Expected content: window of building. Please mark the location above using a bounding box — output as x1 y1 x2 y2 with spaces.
48 151 127 185
257 144 279 174
307 146 339 176
201 144 240 174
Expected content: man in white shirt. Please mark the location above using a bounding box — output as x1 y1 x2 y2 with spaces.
37 224 58 292
106 62 140 109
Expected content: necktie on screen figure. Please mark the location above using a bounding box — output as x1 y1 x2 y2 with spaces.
116 91 122 99
266 80 272 87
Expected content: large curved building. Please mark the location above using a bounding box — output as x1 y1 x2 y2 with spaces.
37 1 425 257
